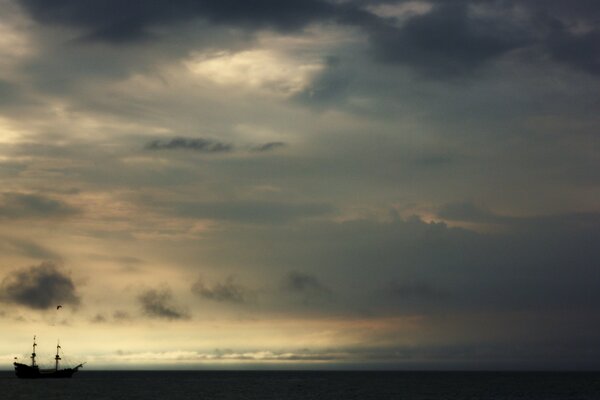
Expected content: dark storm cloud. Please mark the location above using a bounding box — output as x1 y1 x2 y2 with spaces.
367 2 525 77
0 192 79 219
172 200 334 224
378 0 600 76
192 276 247 303
138 288 188 320
16 0 600 78
145 137 233 153
524 0 600 17
0 262 80 310
546 25 600 76
17 0 336 42
362 0 600 78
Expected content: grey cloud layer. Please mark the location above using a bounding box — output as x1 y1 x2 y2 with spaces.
438 202 600 232
167 200 334 224
196 212 600 317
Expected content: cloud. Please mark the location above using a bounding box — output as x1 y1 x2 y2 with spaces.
138 288 188 320
367 2 525 77
437 202 600 232
283 271 331 298
145 137 233 153
92 310 132 323
146 138 288 154
251 142 286 152
113 310 132 321
437 202 498 223
99 348 344 363
285 271 323 292
171 200 334 224
191 276 248 303
294 55 350 106
547 25 600 76
200 211 600 317
91 313 106 323
0 192 79 219
0 261 80 310
16 0 336 43
14 0 600 81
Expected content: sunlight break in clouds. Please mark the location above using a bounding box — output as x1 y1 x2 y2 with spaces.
186 49 324 95
0 117 25 144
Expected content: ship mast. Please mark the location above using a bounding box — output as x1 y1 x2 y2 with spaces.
55 341 61 371
30 335 37 367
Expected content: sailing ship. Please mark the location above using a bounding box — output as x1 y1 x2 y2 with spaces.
13 336 84 379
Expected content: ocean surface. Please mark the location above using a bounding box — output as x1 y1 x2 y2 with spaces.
1 371 599 400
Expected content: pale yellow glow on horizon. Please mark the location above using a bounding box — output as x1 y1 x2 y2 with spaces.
0 315 423 368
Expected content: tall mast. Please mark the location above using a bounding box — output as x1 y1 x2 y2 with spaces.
30 335 37 367
55 341 61 371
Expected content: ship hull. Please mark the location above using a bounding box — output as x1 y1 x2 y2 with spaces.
14 362 80 379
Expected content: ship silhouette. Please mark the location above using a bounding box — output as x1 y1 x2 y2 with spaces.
14 336 84 379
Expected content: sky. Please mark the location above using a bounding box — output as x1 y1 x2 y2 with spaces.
0 0 598 370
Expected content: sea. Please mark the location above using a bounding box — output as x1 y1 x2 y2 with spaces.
1 371 599 400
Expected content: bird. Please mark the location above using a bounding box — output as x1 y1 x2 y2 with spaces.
56 305 62 310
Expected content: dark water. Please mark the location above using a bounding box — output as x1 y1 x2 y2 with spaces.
1 371 599 400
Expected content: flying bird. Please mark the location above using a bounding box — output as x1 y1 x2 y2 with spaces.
56 305 62 310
